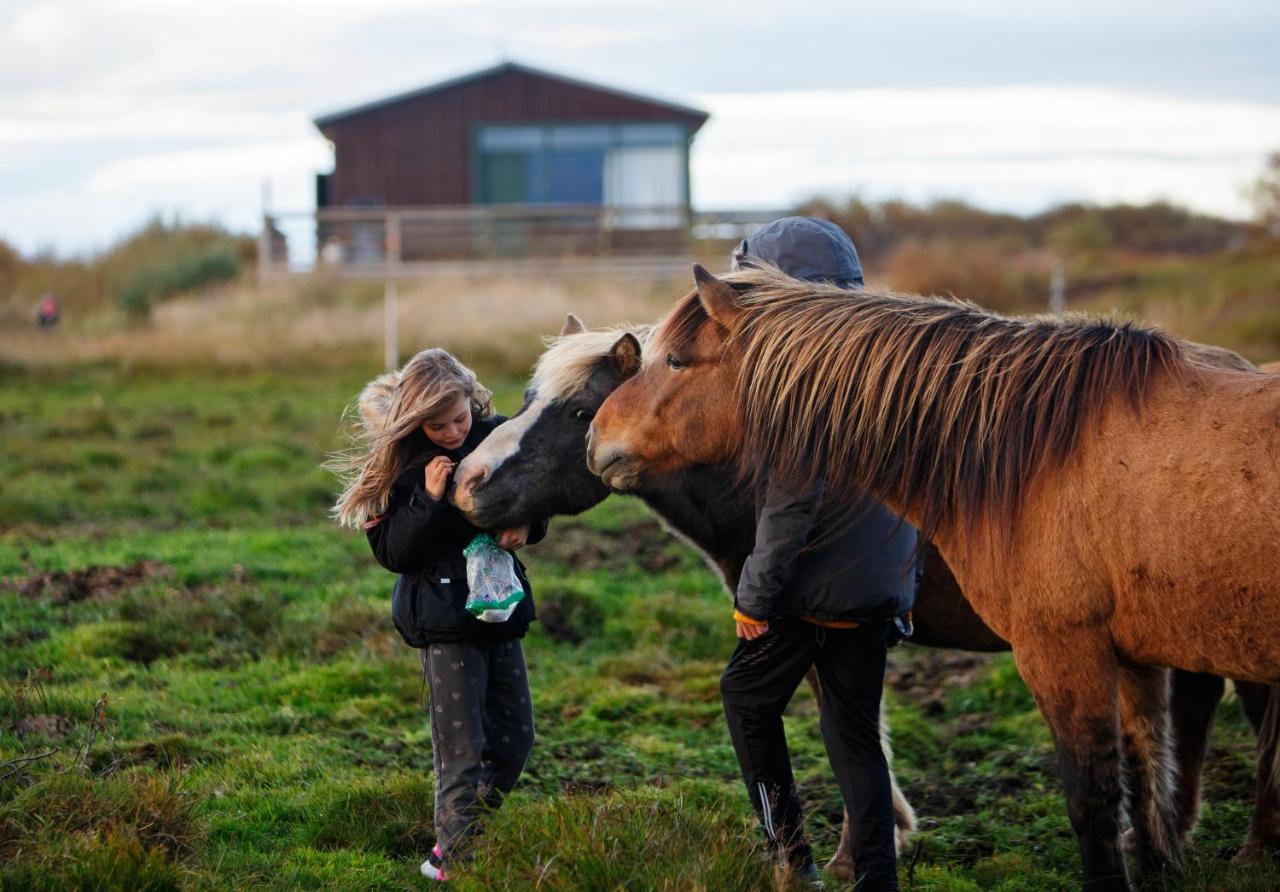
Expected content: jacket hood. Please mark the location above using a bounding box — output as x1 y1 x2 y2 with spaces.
357 370 401 437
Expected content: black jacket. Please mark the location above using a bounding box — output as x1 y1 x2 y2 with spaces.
367 415 546 646
735 478 918 625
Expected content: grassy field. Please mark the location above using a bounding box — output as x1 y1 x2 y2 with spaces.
1 360 1275 891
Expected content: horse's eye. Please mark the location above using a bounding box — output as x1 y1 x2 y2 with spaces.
666 353 686 371
573 408 594 421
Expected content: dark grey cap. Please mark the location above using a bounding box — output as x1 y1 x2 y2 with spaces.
731 216 863 288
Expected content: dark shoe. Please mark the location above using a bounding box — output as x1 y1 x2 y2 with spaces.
795 862 826 889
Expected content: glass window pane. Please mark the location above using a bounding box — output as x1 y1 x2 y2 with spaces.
549 125 611 150
478 126 544 151
544 150 605 203
617 123 684 145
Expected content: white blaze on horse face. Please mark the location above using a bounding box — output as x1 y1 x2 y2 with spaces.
453 395 552 504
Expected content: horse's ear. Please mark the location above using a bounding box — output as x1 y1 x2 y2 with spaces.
609 333 642 380
560 313 586 336
693 264 744 328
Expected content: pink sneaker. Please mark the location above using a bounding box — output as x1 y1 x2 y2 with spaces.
420 844 447 881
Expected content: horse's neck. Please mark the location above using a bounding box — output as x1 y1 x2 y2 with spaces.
634 465 754 593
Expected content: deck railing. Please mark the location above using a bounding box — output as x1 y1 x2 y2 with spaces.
258 204 793 282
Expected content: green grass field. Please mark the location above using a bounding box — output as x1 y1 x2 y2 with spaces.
1 363 1275 890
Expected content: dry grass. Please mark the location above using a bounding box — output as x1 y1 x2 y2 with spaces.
5 243 1278 372
0 272 686 372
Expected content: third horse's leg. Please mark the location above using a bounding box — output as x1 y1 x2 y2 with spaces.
1117 663 1182 879
1237 683 1280 864
1165 670 1224 843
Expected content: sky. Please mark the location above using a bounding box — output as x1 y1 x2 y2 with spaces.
2 0 1279 255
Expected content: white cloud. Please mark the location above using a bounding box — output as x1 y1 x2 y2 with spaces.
1 1 1277 253
691 87 1280 217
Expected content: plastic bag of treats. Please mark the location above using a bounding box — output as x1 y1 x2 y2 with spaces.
463 534 526 622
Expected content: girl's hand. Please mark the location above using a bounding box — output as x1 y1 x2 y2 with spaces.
736 620 768 640
424 456 455 502
496 525 530 551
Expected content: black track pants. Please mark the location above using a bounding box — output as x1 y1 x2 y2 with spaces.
421 639 535 864
720 618 898 890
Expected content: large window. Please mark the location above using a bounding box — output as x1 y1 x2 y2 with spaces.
475 123 687 222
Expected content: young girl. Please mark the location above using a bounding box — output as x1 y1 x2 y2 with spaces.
333 348 545 881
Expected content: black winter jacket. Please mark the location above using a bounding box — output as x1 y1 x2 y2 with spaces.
366 415 546 646
735 477 918 625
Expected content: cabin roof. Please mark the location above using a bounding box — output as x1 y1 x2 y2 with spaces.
313 61 709 130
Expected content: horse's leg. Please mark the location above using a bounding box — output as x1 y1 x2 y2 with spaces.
1014 631 1128 891
1236 683 1280 864
1237 680 1271 736
810 668 915 880
1165 670 1224 843
1117 663 1182 879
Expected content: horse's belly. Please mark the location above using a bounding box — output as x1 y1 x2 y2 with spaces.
1111 576 1280 683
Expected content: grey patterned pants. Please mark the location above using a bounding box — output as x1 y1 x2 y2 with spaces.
421 639 535 864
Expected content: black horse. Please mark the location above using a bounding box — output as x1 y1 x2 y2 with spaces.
450 314 1277 875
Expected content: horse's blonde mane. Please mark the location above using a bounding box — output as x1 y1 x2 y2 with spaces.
656 265 1184 540
532 324 652 398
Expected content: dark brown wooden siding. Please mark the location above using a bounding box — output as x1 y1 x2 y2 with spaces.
317 67 705 208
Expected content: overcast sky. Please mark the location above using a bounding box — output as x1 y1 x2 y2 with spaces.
3 0 1279 255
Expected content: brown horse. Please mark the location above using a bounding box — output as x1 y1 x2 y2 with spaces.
587 265 1280 890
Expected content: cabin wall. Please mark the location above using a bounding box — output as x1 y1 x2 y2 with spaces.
319 69 702 209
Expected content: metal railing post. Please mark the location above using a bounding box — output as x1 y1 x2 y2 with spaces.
257 213 273 286
384 280 399 371
384 212 402 370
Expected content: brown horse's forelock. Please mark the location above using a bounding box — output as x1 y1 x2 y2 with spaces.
648 290 708 364
682 268 1183 541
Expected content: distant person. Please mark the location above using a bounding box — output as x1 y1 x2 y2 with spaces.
36 294 60 328
332 348 549 882
720 217 917 891
320 236 345 266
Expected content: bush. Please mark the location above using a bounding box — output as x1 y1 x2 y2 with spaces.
114 244 241 319
883 238 1047 312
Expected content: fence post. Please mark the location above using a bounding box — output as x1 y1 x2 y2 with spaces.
257 213 273 287
383 212 402 370
386 212 402 269
1049 259 1066 315
384 280 399 371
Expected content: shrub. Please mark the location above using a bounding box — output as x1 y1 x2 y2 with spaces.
883 238 1047 312
114 244 240 320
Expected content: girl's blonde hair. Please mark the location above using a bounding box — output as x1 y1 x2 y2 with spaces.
330 348 493 528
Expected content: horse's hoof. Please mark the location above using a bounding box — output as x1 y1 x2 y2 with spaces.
896 826 913 855
823 853 854 881
1232 842 1269 865
1121 827 1137 854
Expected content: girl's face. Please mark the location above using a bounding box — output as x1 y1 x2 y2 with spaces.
421 395 472 450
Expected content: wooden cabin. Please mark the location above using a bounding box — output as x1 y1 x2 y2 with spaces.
313 62 709 259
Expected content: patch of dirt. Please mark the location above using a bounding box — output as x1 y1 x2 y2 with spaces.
535 520 685 575
6 560 169 605
538 601 580 645
2 627 49 648
1202 748 1257 801
561 777 614 794
12 714 74 739
886 650 994 715
907 770 1040 818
